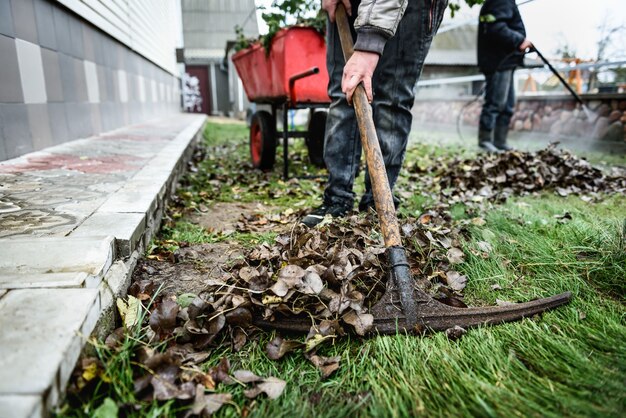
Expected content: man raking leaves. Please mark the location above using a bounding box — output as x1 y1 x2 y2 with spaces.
290 2 572 334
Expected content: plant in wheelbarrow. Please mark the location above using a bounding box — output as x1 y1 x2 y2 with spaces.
232 0 329 173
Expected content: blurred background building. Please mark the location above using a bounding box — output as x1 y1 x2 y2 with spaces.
181 0 258 117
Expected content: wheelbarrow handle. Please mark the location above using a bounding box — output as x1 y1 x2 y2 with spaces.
289 67 319 105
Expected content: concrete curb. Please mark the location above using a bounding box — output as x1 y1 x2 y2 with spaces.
0 114 207 418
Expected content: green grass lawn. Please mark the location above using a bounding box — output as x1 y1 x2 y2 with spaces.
59 121 625 418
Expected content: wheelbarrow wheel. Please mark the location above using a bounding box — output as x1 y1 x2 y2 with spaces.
249 111 276 170
306 111 327 168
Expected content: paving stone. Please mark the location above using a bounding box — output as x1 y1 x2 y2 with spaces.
71 212 146 256
0 236 114 278
56 293 101 408
132 163 176 185
0 289 100 407
0 290 6 299
0 272 97 289
0 395 43 418
99 257 133 315
94 253 137 341
97 178 162 215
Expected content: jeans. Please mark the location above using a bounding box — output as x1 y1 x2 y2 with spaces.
322 0 447 208
479 69 516 132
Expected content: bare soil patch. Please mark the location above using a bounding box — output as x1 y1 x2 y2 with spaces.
189 202 281 233
132 242 243 296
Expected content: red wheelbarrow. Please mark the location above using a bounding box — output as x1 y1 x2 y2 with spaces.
232 27 331 179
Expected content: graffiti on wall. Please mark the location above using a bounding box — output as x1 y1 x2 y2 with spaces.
182 72 203 112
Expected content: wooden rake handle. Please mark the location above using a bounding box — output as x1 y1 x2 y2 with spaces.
335 4 402 248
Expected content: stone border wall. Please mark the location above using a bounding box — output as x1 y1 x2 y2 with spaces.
412 94 626 143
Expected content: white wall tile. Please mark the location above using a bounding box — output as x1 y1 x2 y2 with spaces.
151 79 157 103
83 60 99 103
15 40 47 104
117 70 128 103
172 78 180 98
138 75 146 103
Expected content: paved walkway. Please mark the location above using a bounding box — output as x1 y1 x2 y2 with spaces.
0 113 207 417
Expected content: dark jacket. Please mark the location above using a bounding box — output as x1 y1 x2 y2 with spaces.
477 0 526 74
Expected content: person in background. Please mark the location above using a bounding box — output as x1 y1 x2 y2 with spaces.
302 0 448 227
477 0 532 152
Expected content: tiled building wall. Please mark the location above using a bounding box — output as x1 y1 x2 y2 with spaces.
55 0 181 75
0 0 181 162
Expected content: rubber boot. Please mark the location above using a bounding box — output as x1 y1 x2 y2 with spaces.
478 129 500 153
494 125 514 151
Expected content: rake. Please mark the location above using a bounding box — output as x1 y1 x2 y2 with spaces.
256 5 572 335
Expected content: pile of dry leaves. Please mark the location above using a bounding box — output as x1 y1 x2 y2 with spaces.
69 209 473 415
72 341 285 416
405 145 626 205
216 210 469 335
176 208 467 344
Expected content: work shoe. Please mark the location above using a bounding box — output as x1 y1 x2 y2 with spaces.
478 128 500 153
495 143 514 151
358 195 400 213
493 125 514 151
478 141 501 153
301 202 352 227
